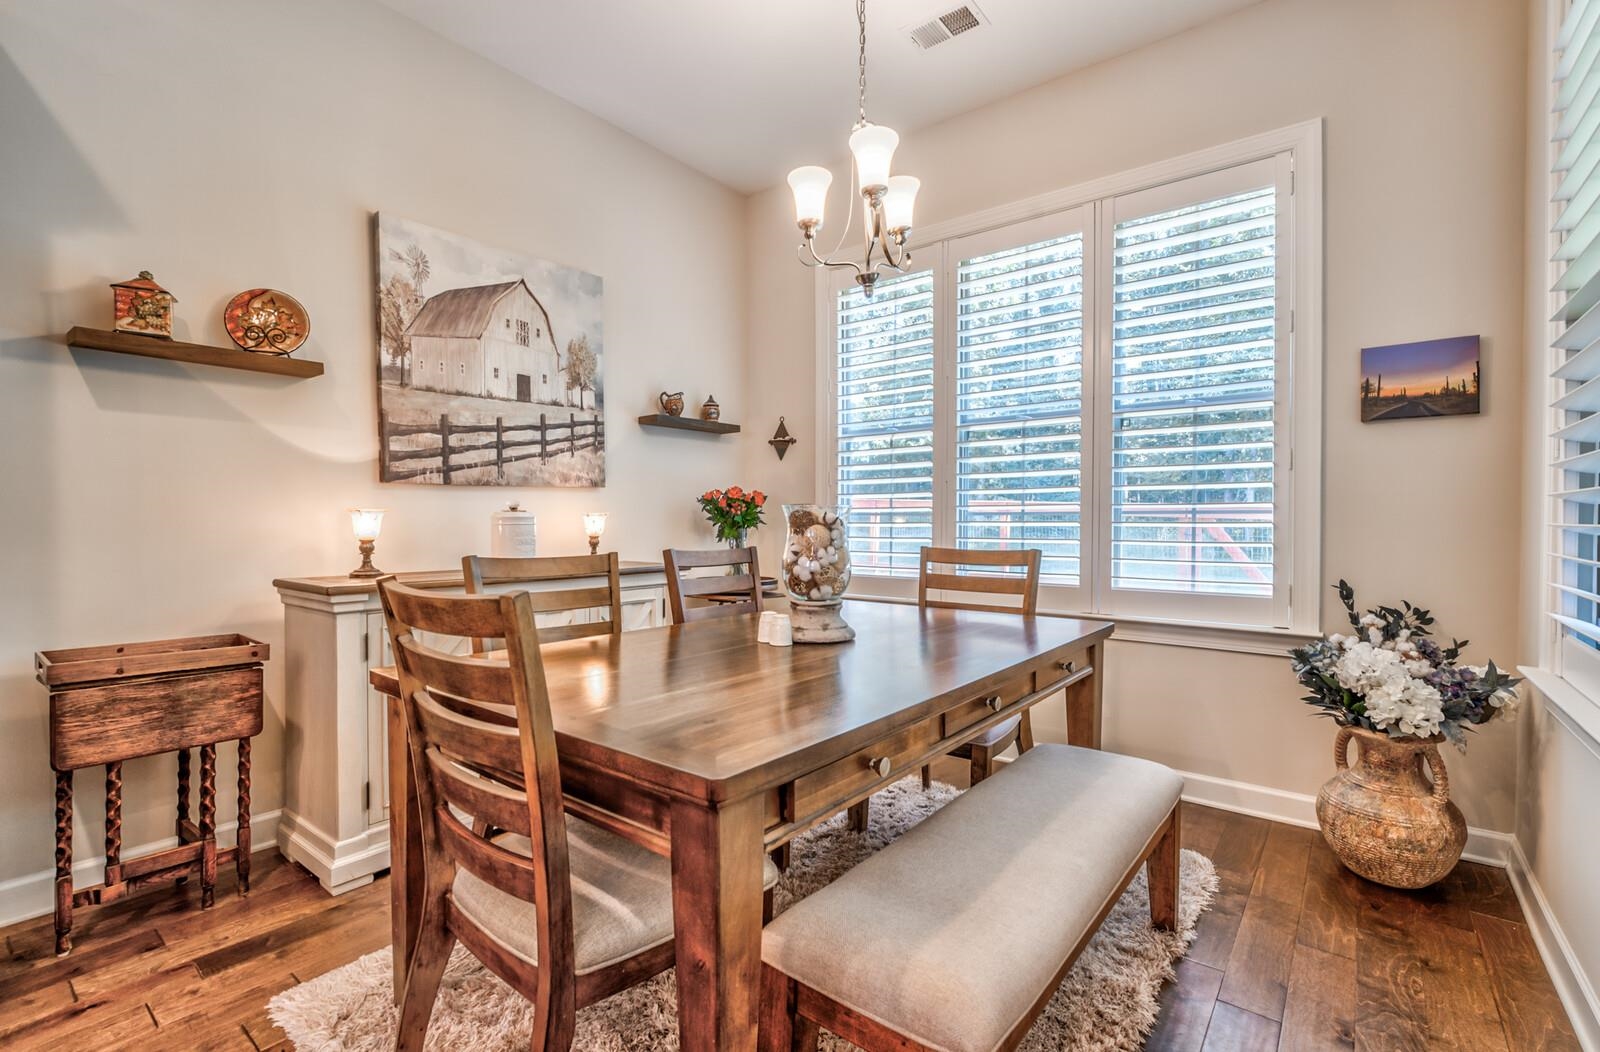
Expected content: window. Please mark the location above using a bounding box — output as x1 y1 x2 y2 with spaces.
835 269 935 576
819 129 1320 634
1548 1 1600 696
516 320 530 346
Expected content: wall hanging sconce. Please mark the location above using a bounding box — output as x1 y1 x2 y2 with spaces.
769 417 797 460
583 511 608 555
348 508 386 578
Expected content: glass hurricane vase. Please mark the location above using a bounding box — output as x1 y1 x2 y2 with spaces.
781 504 854 642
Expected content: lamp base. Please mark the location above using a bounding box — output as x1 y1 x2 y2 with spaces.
349 539 382 578
789 600 855 644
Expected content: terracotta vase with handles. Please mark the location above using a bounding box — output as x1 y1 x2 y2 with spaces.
1315 726 1466 889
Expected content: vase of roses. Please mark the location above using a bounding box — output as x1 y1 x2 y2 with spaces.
1289 581 1519 888
696 485 766 548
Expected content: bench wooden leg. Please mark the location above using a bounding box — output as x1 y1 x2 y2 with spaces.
759 967 818 1052
846 800 869 833
969 748 993 786
920 764 932 790
1148 806 1180 931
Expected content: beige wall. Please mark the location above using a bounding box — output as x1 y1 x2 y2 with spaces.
0 0 748 906
742 0 1529 832
1517 0 1600 1037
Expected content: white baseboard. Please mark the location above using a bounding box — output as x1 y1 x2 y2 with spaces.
1176 769 1513 867
1506 839 1600 1052
274 810 391 895
0 809 282 929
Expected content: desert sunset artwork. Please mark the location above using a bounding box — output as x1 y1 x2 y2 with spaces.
1359 334 1481 422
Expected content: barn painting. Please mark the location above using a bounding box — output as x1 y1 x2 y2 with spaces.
375 214 605 486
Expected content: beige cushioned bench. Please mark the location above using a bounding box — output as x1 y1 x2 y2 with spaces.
759 743 1184 1052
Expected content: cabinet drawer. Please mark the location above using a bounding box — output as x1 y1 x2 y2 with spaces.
791 715 942 820
940 674 1036 739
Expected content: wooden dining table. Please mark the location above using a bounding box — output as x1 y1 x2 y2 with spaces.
370 598 1113 1052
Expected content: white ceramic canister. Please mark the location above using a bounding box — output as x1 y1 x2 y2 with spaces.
490 503 538 558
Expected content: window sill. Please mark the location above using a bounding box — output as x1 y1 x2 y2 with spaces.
1516 666 1600 755
843 591 1316 657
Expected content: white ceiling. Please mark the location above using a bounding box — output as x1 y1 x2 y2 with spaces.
376 0 1264 193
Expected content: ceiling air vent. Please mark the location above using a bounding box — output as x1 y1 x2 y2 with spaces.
906 3 989 51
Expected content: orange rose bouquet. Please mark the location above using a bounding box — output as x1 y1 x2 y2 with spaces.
697 485 766 544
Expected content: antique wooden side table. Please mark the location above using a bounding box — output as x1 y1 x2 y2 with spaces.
35 633 267 955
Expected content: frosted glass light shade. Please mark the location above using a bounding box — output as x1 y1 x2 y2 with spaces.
882 175 920 232
349 508 385 541
583 511 608 537
787 166 832 227
849 123 899 191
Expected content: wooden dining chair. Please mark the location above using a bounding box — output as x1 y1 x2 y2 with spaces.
662 546 763 624
377 577 680 1052
461 552 623 653
918 545 1043 789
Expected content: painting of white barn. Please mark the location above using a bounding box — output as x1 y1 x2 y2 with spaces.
375 214 604 486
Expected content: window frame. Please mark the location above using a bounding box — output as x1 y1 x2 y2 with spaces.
814 120 1323 647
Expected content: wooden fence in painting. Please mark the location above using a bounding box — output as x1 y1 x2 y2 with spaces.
379 409 605 482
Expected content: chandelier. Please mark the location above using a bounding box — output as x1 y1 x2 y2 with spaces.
787 0 920 297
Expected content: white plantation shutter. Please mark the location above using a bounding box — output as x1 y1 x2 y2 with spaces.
1551 0 1600 678
834 269 936 577
952 214 1088 588
1100 159 1290 625
821 134 1317 632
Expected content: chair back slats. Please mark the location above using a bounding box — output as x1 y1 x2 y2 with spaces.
425 748 534 837
462 553 624 654
377 576 575 990
385 585 512 644
663 546 763 623
917 546 1043 615
398 639 515 709
533 620 619 644
410 689 525 780
436 805 538 899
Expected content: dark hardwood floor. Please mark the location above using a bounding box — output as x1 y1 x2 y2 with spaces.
0 773 1580 1051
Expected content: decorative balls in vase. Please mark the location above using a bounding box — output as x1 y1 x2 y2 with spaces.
781 504 853 643
696 485 766 549
1289 580 1519 889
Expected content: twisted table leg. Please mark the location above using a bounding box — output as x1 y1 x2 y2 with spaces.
199 743 217 908
104 761 122 884
236 737 252 893
175 747 191 885
54 771 73 956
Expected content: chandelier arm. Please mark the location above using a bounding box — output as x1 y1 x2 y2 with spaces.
798 240 867 276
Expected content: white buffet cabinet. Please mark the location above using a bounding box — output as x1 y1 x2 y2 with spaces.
272 562 669 894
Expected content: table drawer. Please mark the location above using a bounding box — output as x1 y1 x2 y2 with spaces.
1030 648 1093 693
940 674 1036 739
51 666 264 771
791 715 942 820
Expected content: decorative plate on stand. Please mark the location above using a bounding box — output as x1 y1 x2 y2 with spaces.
223 288 310 356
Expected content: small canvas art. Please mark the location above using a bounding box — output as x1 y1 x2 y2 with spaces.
1359 335 1481 423
374 214 604 486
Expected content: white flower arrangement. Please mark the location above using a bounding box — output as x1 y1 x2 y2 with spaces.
1290 581 1519 749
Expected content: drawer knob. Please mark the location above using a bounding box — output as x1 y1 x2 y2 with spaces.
1058 660 1076 673
985 694 1004 712
867 756 892 778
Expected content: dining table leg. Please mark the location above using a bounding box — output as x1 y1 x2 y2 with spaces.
670 792 767 1052
1065 642 1103 749
387 692 424 1002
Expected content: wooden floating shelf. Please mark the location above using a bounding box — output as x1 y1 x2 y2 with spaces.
65 326 325 378
637 414 740 435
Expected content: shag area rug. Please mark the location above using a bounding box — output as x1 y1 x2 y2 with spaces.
269 778 1217 1051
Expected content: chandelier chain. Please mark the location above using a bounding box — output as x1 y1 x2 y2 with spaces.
857 0 868 126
